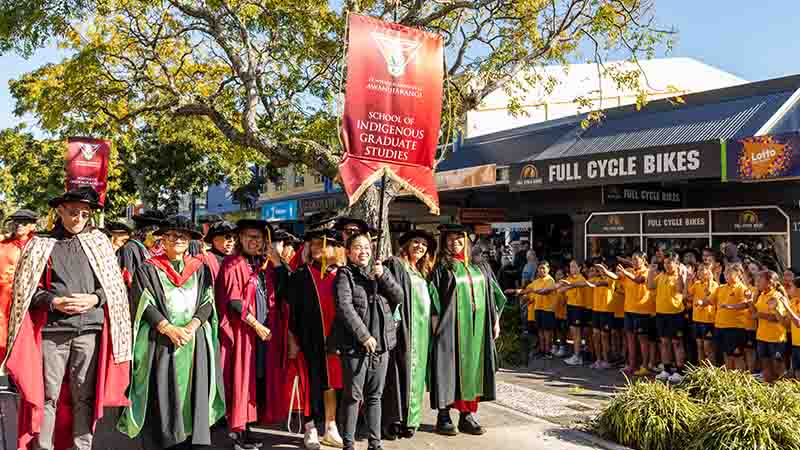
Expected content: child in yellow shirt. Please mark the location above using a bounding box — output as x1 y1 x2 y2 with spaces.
508 262 560 359
750 270 789 383
687 263 718 363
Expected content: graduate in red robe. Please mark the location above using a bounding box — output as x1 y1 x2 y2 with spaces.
216 219 290 449
0 209 38 360
201 220 237 283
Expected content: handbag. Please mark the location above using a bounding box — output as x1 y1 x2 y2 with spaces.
286 360 303 434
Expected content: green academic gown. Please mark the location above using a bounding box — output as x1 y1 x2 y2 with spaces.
429 259 506 410
118 255 225 448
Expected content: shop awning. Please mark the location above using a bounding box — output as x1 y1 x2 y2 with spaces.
509 74 800 191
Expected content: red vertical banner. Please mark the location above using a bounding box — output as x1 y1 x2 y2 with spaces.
339 14 443 215
65 137 111 206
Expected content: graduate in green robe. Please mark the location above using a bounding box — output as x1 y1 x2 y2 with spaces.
382 230 439 439
118 216 225 449
429 224 506 437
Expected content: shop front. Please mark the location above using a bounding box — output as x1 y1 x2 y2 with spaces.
261 199 300 233
585 206 791 269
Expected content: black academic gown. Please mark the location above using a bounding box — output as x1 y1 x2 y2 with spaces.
127 260 224 448
118 239 149 290
288 263 338 421
381 257 417 427
429 260 502 410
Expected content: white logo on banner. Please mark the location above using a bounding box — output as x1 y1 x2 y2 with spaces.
79 143 100 161
371 32 422 77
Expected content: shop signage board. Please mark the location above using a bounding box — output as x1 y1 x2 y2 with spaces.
605 185 682 205
712 207 788 234
299 194 348 217
586 213 641 235
389 221 412 233
643 210 709 234
458 207 506 223
436 164 497 191
510 141 722 191
261 200 299 222
726 132 800 181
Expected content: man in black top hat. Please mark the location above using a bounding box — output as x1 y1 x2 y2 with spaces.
5 186 132 450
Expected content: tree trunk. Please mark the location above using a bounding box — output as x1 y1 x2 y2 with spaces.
348 182 398 259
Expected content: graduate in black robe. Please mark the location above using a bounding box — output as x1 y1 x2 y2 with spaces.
117 209 166 289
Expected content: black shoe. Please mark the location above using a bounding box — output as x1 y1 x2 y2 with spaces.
435 410 458 436
383 423 398 441
458 413 486 435
355 420 368 442
399 426 415 439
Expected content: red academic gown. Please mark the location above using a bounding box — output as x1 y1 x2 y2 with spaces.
216 255 308 432
6 307 129 450
0 235 31 360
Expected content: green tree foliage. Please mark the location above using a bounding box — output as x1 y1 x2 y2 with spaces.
4 0 673 236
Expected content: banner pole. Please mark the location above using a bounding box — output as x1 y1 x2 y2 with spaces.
376 172 388 260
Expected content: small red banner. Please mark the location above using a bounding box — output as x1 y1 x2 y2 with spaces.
339 14 443 214
65 137 111 206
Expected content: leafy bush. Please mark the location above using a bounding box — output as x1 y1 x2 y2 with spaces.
593 380 700 450
679 362 764 404
496 300 525 368
687 402 800 450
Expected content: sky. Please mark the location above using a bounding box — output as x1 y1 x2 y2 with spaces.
0 0 798 131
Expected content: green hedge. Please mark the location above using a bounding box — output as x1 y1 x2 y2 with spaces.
593 363 800 450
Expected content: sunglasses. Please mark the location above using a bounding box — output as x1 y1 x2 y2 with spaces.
64 208 92 219
163 233 191 242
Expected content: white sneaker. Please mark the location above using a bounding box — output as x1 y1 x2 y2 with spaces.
320 423 343 448
753 372 764 381
655 370 671 381
304 423 321 450
668 372 684 384
551 345 559 355
565 355 583 366
554 346 567 358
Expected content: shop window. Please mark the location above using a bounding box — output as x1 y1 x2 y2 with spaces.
313 172 324 185
274 168 286 192
294 167 305 188
587 237 641 264
712 236 789 272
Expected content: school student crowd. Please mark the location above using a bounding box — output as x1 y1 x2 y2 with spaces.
508 248 800 384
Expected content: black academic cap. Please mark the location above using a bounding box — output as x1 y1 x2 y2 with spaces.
106 221 133 233
398 229 437 254
7 209 39 223
333 217 372 233
132 209 167 228
305 211 338 229
204 221 237 243
303 228 342 245
199 214 224 224
437 223 471 235
272 229 299 243
235 219 274 235
48 186 102 210
157 215 203 240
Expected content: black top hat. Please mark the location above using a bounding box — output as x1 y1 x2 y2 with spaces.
48 186 102 209
305 211 339 229
272 229 298 243
132 209 166 227
199 214 224 224
333 217 372 233
157 215 203 240
106 221 133 233
235 219 274 236
7 209 39 223
437 223 471 235
398 230 437 254
204 221 237 243
303 228 342 245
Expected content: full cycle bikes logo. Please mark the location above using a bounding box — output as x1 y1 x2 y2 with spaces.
737 135 792 179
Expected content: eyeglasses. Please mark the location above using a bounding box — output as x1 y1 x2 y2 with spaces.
163 233 190 242
64 208 92 219
350 245 371 252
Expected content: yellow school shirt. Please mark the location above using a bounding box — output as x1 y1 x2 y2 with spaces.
555 291 567 319
655 273 684 315
791 296 800 347
743 285 757 331
532 276 558 313
691 280 718 324
581 286 594 310
565 275 587 307
590 276 615 312
713 283 748 329
611 280 626 319
524 281 537 322
623 268 654 315
755 289 787 343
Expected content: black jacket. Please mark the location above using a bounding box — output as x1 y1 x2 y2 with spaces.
332 263 404 355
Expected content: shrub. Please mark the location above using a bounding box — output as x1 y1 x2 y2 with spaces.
592 380 700 450
687 402 800 450
679 362 764 404
496 300 525 368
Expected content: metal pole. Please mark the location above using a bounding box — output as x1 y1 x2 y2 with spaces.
190 193 197 225
376 172 388 259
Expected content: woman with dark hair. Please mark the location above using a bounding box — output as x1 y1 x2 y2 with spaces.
332 232 404 450
429 224 506 436
750 270 789 383
382 230 438 439
289 228 345 450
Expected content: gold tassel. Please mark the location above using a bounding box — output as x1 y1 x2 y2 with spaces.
46 209 56 231
464 231 469 266
320 235 328 278
261 227 273 271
